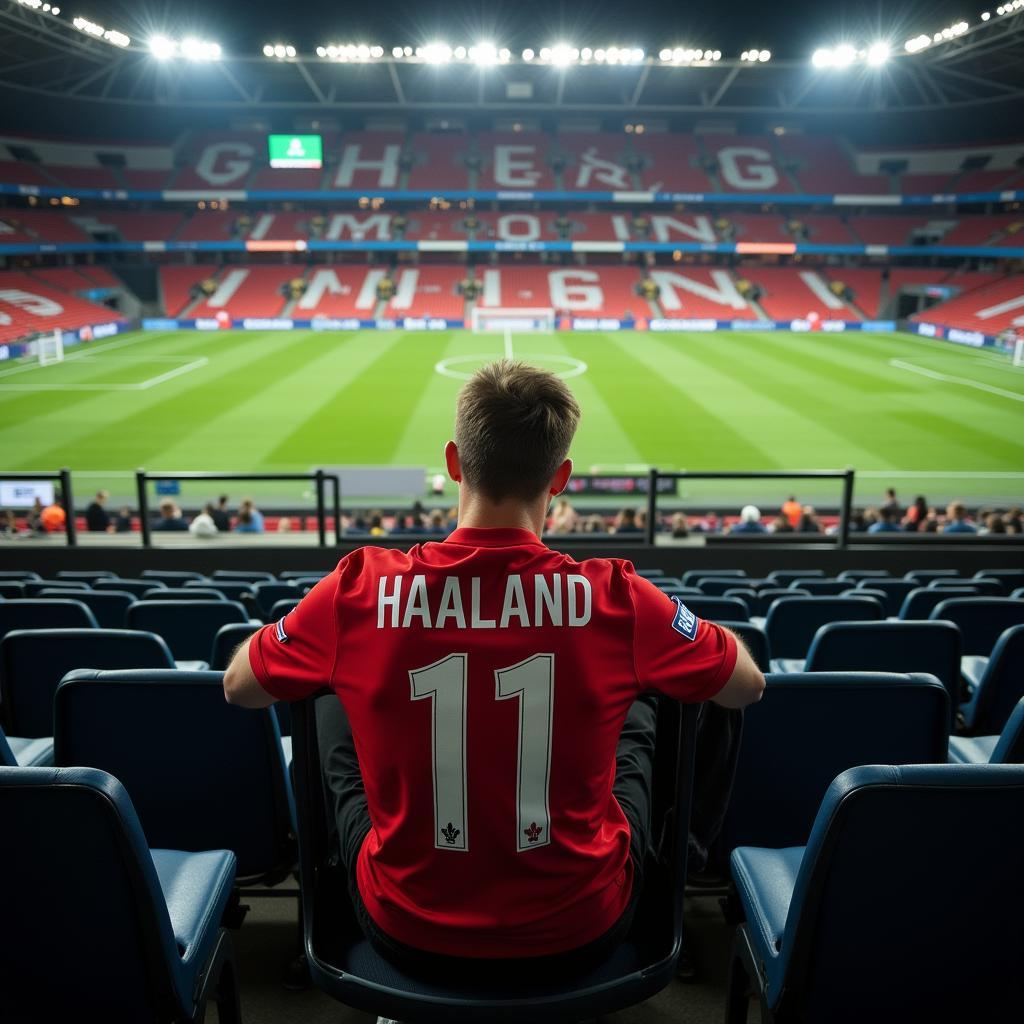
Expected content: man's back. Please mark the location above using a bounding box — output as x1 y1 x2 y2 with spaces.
251 527 735 957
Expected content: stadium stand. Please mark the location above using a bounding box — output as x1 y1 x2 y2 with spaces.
556 132 632 191
633 134 713 191
77 210 184 242
0 270 124 343
776 134 891 194
0 210 90 243
187 265 298 319
406 132 470 189
476 131 557 190
704 135 796 194
293 266 380 318
741 267 859 320
648 267 753 319
911 273 1024 334
383 265 466 319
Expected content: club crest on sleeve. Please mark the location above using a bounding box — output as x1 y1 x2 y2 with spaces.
275 617 289 643
670 598 699 641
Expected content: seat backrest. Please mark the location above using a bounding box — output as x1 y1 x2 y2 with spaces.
698 578 750 596
992 698 1024 763
904 569 959 583
0 571 41 581
210 622 258 670
141 587 226 602
723 589 757 616
718 620 769 672
678 595 750 622
0 628 175 737
634 568 664 578
211 569 276 583
186 580 254 602
751 587 809 617
253 582 300 615
0 725 16 767
929 577 1002 596
764 596 883 659
978 569 1024 591
94 578 164 598
836 569 890 581
804 621 962 717
929 598 1024 655
0 766 190 1017
126 600 250 661
681 569 746 587
719 673 949 858
777 764 1024 1020
55 570 117 582
24 580 89 597
0 582 27 599
970 625 1024 735
0 599 98 644
55 670 293 879
899 586 976 620
36 589 135 629
269 599 300 620
767 569 826 585
139 570 206 586
790 579 848 596
856 577 916 615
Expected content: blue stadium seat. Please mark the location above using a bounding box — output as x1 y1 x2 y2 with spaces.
211 569 276 583
0 571 41 581
719 621 770 672
55 670 295 883
899 585 977 620
929 597 1024 691
142 587 226 602
0 582 27 599
126 600 252 666
0 723 53 767
836 569 890 581
36 588 135 629
54 570 117 582
748 587 810 619
802 620 962 720
765 596 884 666
279 570 329 581
766 569 826 586
788 579 849 595
904 569 960 583
717 673 948 866
25 580 90 597
856 577 917 615
1014 587 1024 601
929 577 1002 596
0 599 98 643
948 698 1024 765
251 581 300 617
727 764 1024 1023
723 589 757 617
0 766 240 1022
290 691 699 1022
0 628 174 738
652 584 701 598
140 570 207 587
957 624 1024 734
681 569 746 587
841 586 887 606
94 578 166 598
268 598 300 621
699 577 753 596
978 568 1024 592
634 568 664 578
679 596 750 622
185 579 254 602
209 624 291 740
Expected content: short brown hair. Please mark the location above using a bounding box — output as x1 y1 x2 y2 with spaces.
454 360 581 502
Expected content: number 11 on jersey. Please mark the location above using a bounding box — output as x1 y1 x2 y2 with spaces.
410 653 555 853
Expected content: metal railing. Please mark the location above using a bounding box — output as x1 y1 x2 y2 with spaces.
0 468 76 545
644 469 856 548
135 470 341 547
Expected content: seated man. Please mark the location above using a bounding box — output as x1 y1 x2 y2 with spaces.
225 361 764 968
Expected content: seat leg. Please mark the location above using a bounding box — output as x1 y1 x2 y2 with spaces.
725 926 755 1024
194 929 242 1024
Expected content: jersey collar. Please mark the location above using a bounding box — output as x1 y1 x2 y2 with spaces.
444 527 546 548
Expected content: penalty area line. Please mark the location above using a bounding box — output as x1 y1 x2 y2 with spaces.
889 359 1024 403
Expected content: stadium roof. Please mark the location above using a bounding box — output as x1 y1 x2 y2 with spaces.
1 1 1023 123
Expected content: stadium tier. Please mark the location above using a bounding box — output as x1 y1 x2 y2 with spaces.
0 270 124 343
911 275 1024 336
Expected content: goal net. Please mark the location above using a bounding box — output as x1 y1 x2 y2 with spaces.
470 307 556 333
37 330 64 366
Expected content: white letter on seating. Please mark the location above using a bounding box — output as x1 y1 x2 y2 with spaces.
574 148 630 189
196 143 254 186
648 270 747 312
493 145 541 187
717 147 778 190
496 215 540 242
332 144 401 188
325 214 392 241
548 270 602 311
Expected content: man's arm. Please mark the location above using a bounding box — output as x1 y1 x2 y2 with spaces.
223 635 277 708
710 629 765 709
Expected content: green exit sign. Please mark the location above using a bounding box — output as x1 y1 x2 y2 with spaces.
267 134 323 168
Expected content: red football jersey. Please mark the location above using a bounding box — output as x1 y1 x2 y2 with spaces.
250 527 736 957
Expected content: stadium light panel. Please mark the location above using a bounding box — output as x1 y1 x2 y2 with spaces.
418 42 453 63
149 36 176 60
833 43 856 66
470 42 497 65
392 46 403 57
522 48 535 60
759 49 771 61
866 41 890 65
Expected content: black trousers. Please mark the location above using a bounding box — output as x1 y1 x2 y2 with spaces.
315 695 658 977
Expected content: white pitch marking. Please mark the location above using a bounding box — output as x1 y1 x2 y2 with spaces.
857 470 1024 479
435 353 588 382
889 359 1024 403
504 326 515 360
136 357 209 389
0 330 183 380
0 357 208 392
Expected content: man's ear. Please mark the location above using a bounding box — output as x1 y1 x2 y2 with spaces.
444 440 462 483
550 458 573 496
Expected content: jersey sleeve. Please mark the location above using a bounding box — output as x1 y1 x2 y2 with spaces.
628 571 737 702
248 571 340 702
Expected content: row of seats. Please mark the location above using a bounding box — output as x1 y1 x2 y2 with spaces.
0 270 124 344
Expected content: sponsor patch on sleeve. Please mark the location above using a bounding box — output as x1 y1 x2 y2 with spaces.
670 598 699 641
275 616 289 643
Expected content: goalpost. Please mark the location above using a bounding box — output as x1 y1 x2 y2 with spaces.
36 330 64 366
1014 336 1024 369
470 307 556 358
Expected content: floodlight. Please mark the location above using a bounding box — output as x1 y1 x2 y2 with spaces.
833 43 855 66
499 48 511 61
982 11 991 20
759 49 771 61
904 34 930 53
659 47 672 61
371 46 384 58
181 37 221 61
522 47 535 60
594 48 606 62
150 36 176 60
550 44 577 66
420 42 453 63
264 44 275 57
392 46 403 57
470 42 497 65
403 46 413 56
866 41 890 65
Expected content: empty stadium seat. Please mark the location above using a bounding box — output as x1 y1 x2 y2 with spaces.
24 580 90 597
0 766 241 1022
55 670 295 883
698 578 753 596
0 599 98 643
0 723 53 767
680 596 750 623
140 570 207 586
905 569 959 583
0 628 174 738
899 586 978 620
211 570 277 583
722 589 757 617
35 588 135 629
0 571 41 581
186 580 254 602
251 582 300 617
268 599 300 621
94 578 165 598
856 578 917 615
0 583 27 599
54 570 117 582
766 570 826 585
948 698 1024 765
957 625 1024 735
289 690 699 1021
727 764 1024 1023
802 621 962 718
929 598 1024 690
929 577 1003 596
837 570 891 582
141 587 226 602
682 570 747 587
126 600 252 667
765 596 884 667
718 621 770 672
789 579 849 596
978 569 1024 592
747 588 810 619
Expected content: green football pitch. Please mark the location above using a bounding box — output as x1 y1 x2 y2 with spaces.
1 327 1022 508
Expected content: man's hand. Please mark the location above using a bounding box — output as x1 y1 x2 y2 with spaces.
223 635 277 708
711 630 766 709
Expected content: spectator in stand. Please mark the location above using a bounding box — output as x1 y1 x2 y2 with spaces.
880 488 900 519
28 497 44 533
41 491 67 533
211 495 231 532
236 498 264 533
277 517 293 533
942 501 976 534
670 512 689 538
369 511 387 537
903 495 928 532
189 503 219 538
697 511 721 534
729 505 767 535
868 508 902 534
152 499 189 532
798 505 823 534
583 514 606 534
781 495 802 528
86 490 113 533
549 498 578 534
0 509 12 537
115 506 134 533
612 508 642 534
635 509 648 535
428 509 447 535
1005 507 1022 535
770 513 794 534
981 512 1006 535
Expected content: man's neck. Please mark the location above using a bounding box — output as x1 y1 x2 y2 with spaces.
456 491 547 537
